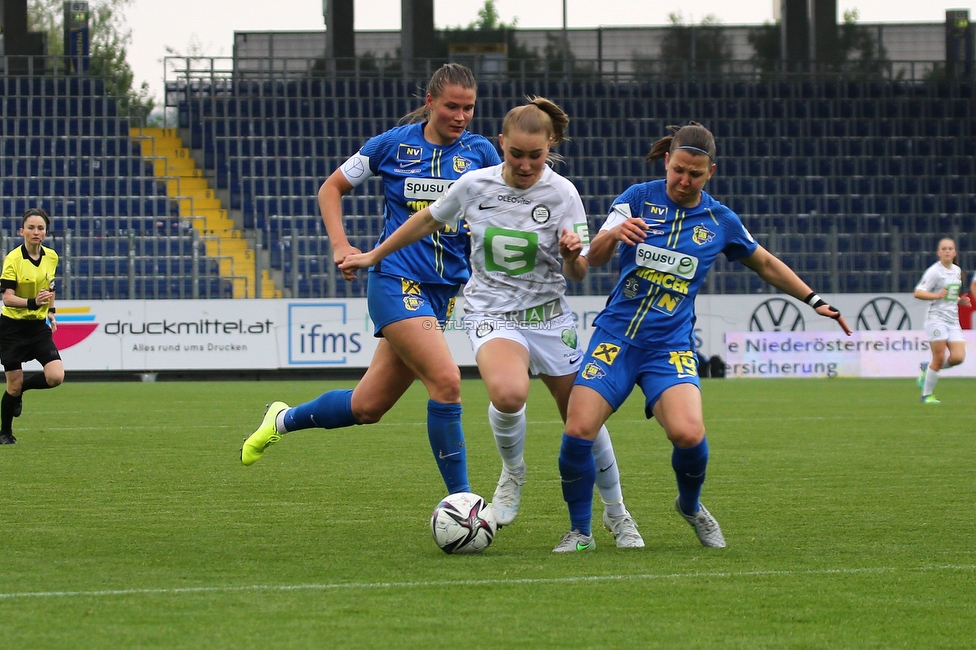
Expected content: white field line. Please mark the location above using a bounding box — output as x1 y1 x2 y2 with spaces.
2 564 973 601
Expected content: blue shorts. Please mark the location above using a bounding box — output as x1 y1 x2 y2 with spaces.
366 272 459 337
573 327 701 418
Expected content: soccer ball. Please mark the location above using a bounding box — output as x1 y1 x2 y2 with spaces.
430 492 497 554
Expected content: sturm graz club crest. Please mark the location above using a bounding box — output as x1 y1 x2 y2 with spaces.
531 205 551 223
856 297 911 330
750 298 805 331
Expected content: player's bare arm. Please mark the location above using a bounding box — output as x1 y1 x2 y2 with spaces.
740 246 852 335
318 169 361 280
586 217 647 267
340 207 441 273
559 228 587 282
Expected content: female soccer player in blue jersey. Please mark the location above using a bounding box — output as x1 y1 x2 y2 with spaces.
552 122 853 552
241 64 501 497
0 208 65 445
341 98 644 548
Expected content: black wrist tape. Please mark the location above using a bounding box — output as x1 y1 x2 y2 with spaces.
26 298 38 310
804 292 827 309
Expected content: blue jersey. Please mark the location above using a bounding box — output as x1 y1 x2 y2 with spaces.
594 180 758 350
341 123 501 286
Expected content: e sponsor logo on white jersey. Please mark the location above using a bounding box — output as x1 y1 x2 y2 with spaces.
403 178 456 201
635 244 698 279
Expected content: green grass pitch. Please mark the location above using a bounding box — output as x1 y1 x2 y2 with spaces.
0 376 973 648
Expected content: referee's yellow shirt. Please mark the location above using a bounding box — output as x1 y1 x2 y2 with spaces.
0 244 59 320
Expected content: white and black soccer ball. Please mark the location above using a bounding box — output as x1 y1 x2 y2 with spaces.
430 492 497 554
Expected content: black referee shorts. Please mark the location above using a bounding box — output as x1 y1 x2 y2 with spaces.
0 315 61 371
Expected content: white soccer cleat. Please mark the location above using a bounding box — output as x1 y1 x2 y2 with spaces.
675 496 726 548
603 509 645 548
490 462 526 527
552 530 595 553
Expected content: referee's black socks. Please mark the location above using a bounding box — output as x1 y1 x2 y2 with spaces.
1 391 17 431
22 373 53 392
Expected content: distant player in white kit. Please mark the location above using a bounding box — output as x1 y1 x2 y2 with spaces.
341 97 644 548
914 237 971 403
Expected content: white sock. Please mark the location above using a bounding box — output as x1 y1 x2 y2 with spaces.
489 403 526 471
276 409 290 434
593 425 625 512
923 367 939 397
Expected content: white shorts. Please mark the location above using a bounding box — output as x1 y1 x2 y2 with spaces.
464 311 583 377
925 318 964 343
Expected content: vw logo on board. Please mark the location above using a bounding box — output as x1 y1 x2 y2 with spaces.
856 297 911 330
749 298 805 332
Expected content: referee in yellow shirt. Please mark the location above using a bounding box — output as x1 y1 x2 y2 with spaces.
0 208 65 445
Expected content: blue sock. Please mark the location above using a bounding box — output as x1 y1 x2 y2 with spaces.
558 434 595 536
427 400 470 494
283 389 358 431
672 436 709 515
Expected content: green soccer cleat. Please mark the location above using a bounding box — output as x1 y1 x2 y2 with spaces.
917 362 927 389
241 401 288 466
920 395 941 404
552 530 595 553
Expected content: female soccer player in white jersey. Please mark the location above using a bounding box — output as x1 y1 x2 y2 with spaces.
241 64 500 498
914 238 970 403
341 98 645 548
550 122 852 552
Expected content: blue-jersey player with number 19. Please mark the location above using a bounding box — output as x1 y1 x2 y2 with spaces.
552 122 853 553
241 64 500 501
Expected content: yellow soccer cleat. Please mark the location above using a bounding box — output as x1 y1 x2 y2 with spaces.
241 401 288 466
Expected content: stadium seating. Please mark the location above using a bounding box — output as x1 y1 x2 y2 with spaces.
4 69 973 299
177 75 974 297
0 73 232 299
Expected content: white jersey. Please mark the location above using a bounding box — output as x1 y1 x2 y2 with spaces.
915 261 963 324
429 163 590 314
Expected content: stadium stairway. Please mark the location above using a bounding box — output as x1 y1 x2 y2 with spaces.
130 127 278 298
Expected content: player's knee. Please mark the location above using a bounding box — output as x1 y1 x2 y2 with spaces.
564 420 600 440
426 366 461 403
351 402 385 425
489 390 527 415
666 425 705 448
47 373 64 388
948 353 965 367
